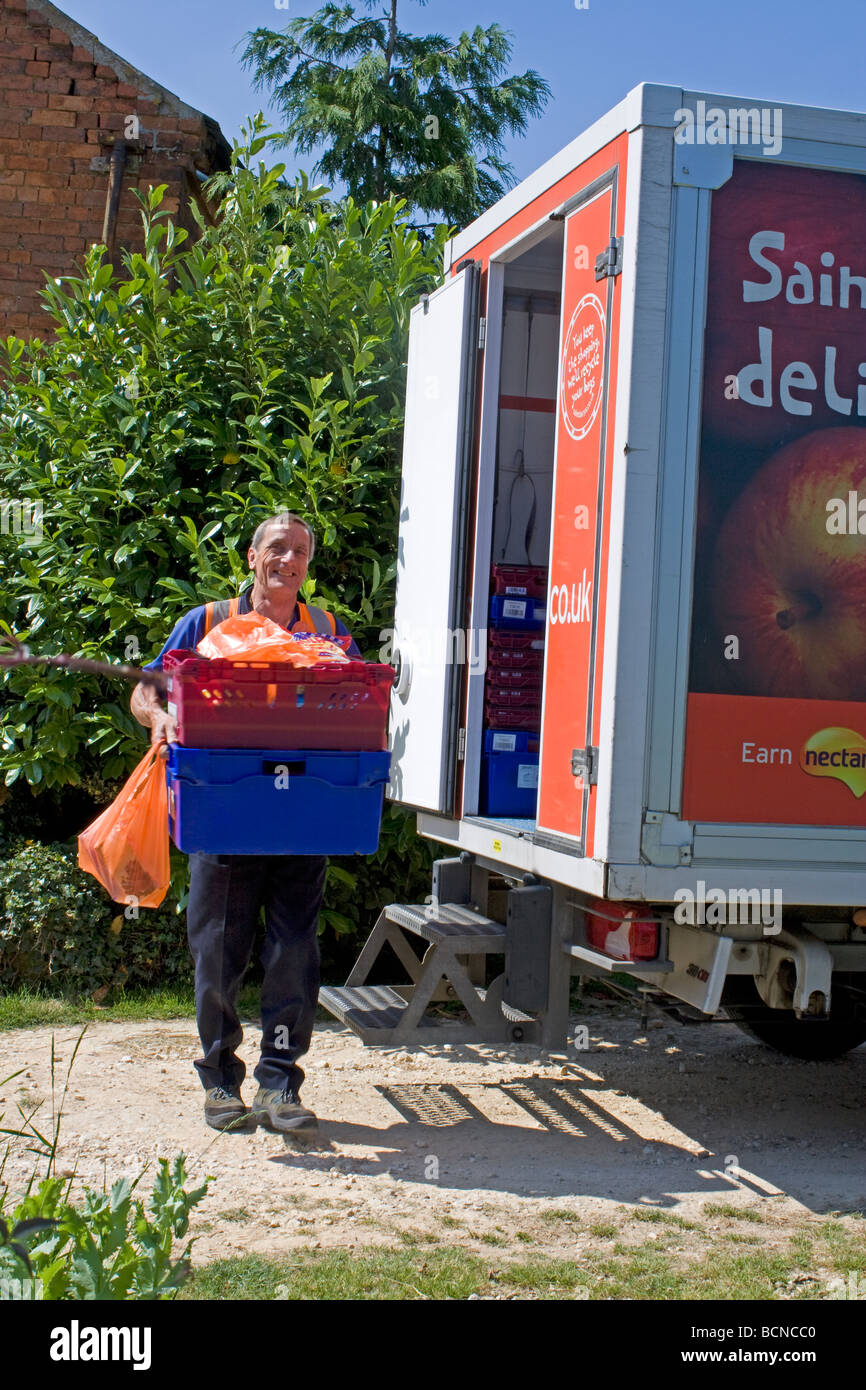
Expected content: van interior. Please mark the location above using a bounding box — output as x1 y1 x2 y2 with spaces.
467 224 564 831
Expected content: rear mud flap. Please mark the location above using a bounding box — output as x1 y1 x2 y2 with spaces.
632 922 732 1014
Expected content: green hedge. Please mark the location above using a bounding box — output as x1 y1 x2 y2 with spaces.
0 120 447 975
0 840 191 997
0 809 441 997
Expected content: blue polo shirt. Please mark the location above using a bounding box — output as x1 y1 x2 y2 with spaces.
144 591 361 670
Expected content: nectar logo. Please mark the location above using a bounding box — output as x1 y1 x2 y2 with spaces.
800 727 866 798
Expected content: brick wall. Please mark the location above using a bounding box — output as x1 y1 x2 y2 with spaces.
0 0 229 339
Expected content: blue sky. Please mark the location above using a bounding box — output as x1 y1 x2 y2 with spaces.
61 0 866 191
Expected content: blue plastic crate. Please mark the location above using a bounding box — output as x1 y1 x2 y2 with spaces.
489 594 546 631
167 746 391 855
480 729 540 817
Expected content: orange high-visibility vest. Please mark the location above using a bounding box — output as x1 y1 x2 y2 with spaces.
202 595 337 636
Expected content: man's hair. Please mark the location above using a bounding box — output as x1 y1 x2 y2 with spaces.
249 512 316 560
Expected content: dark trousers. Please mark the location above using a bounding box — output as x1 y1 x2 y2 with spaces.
186 851 327 1094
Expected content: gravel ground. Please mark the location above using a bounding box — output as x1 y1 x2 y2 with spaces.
2 1003 865 1268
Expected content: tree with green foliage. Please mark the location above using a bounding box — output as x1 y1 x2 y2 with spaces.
0 119 445 962
240 0 551 227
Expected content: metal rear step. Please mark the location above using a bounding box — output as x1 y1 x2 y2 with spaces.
318 982 532 1044
318 897 533 1045
318 985 430 1042
385 902 507 948
317 856 570 1047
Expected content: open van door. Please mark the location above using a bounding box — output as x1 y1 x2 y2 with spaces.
388 263 480 812
537 176 622 852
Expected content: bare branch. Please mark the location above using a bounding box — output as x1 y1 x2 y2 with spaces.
0 636 168 694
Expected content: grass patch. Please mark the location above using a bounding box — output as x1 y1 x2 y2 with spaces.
540 1209 581 1225
181 1219 866 1300
0 983 263 1031
220 1207 252 1224
182 1248 489 1301
632 1209 696 1231
817 1220 866 1272
496 1256 588 1295
588 1242 799 1300
396 1229 438 1246
704 1203 765 1223
588 1222 617 1239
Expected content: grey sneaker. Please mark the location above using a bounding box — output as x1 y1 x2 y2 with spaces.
251 1085 319 1137
203 1085 249 1132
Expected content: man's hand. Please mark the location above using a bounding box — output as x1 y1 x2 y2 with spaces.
131 679 177 754
149 709 178 750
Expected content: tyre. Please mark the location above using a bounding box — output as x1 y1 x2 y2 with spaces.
721 974 866 1060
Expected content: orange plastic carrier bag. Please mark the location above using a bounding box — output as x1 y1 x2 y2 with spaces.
196 610 350 665
77 744 170 908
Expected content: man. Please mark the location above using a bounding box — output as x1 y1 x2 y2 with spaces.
131 512 360 1137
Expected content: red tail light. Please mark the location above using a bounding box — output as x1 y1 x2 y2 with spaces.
584 899 659 960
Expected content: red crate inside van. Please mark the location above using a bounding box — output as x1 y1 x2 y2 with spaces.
487 646 544 672
490 564 547 599
485 685 541 707
484 705 542 731
488 631 545 655
485 666 541 688
163 651 394 750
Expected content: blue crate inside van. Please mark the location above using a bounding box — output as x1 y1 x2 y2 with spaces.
489 595 546 630
167 745 391 855
480 730 540 817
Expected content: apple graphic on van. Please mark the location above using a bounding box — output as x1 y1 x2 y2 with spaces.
711 426 866 700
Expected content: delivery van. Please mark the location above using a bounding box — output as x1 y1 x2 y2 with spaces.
319 82 866 1059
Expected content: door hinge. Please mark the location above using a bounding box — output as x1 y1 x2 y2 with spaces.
594 236 623 280
477 317 487 350
457 728 466 761
571 746 598 784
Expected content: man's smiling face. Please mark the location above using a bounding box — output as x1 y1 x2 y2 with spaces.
248 520 311 599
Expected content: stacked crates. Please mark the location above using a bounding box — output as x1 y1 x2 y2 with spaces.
163 650 393 855
481 566 547 816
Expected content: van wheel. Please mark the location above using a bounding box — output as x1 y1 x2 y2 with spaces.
721 975 866 1060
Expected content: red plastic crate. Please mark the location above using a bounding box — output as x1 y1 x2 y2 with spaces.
490 564 548 599
484 685 542 707
486 646 544 671
484 706 542 731
488 631 545 654
163 651 394 750
484 666 542 688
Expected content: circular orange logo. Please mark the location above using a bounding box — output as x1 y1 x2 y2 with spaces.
560 293 606 441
